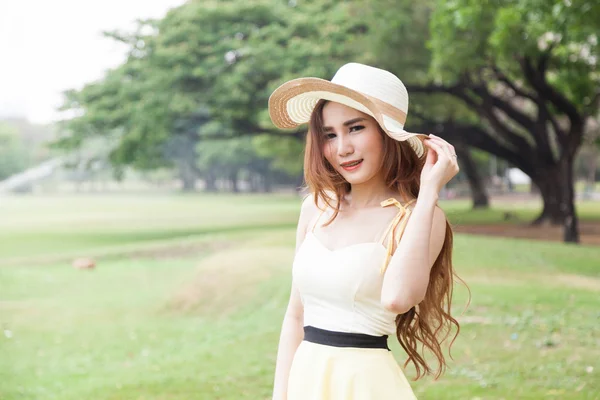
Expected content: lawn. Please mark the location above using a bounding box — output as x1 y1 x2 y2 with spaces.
1 193 599 400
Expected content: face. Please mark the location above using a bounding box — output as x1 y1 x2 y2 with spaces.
321 101 385 185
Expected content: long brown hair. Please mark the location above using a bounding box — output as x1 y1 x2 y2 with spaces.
304 99 467 380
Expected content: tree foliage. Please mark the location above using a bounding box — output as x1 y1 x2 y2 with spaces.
54 0 599 240
56 0 368 178
0 123 30 180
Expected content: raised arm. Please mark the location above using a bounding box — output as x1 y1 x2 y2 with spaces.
381 135 459 314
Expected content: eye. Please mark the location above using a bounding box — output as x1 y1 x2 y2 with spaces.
325 132 337 140
349 125 365 132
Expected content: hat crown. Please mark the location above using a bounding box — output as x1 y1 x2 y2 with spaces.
330 63 409 113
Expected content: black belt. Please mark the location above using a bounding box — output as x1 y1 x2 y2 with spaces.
303 325 390 350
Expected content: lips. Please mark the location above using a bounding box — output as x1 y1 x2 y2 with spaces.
340 159 363 171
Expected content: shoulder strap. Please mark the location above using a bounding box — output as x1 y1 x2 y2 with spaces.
378 198 416 275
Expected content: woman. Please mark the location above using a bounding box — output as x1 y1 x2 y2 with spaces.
268 63 464 400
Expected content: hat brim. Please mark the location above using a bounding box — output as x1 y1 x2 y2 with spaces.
268 77 428 157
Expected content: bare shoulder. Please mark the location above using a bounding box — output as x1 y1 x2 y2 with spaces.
298 194 320 229
430 204 448 250
297 194 328 247
301 193 319 212
432 205 448 231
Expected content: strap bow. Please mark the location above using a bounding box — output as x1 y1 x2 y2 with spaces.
379 198 415 275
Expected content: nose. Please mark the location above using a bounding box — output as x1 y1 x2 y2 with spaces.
336 134 354 157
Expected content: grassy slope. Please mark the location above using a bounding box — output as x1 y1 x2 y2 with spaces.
1 194 599 400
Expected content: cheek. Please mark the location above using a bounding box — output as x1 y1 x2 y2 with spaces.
363 131 385 159
323 142 335 165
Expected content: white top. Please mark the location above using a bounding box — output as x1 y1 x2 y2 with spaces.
292 198 414 336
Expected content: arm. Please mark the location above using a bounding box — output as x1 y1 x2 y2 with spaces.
381 135 459 314
272 196 315 400
271 283 304 400
380 188 446 314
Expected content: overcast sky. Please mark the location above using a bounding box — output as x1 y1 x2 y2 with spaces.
0 0 186 124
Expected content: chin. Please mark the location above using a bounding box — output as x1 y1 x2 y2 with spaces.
338 170 376 185
343 176 370 185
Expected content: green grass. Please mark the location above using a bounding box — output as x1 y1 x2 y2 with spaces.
1 194 599 399
0 193 300 261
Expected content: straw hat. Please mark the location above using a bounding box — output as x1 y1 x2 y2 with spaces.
268 63 428 157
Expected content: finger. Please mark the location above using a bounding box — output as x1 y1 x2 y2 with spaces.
430 135 456 157
425 138 449 158
424 139 450 163
429 134 453 147
428 136 454 158
429 141 459 174
424 138 444 156
451 152 459 165
424 140 438 165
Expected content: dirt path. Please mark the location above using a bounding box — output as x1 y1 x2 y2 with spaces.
454 221 600 246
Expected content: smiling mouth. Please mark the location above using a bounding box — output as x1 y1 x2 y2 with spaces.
340 159 363 170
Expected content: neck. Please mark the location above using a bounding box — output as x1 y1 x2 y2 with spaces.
343 175 406 209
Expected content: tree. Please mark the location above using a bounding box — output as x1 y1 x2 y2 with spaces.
0 123 30 181
411 0 600 243
364 0 599 242
360 0 492 208
456 146 490 208
196 136 274 193
55 0 366 190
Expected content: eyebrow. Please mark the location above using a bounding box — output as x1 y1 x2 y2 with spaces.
323 117 366 132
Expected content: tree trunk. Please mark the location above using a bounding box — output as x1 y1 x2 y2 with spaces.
531 159 580 243
263 172 273 193
560 157 579 243
230 171 239 193
532 173 564 225
181 176 195 191
178 161 197 192
249 173 259 193
456 146 489 209
204 170 217 192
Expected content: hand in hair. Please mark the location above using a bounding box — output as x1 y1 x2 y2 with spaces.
420 135 460 193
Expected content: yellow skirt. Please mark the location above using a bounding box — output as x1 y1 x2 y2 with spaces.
287 340 417 400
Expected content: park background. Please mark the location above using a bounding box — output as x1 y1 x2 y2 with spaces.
1 0 599 399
